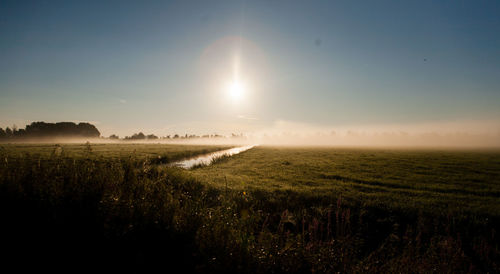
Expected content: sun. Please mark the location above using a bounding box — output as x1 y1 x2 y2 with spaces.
227 80 245 102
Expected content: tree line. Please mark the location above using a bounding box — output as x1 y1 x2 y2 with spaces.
0 122 100 140
120 133 236 140
0 121 245 141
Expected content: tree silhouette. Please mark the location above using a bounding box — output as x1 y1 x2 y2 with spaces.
24 122 100 138
125 132 146 140
0 122 100 140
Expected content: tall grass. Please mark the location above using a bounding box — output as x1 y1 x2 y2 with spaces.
0 148 498 272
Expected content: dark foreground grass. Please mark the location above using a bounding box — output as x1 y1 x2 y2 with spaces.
0 145 499 273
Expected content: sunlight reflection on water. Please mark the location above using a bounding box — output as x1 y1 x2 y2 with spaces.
170 145 256 169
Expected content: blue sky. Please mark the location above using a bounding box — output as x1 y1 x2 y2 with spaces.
1 0 499 136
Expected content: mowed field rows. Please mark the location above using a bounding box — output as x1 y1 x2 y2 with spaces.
191 146 500 216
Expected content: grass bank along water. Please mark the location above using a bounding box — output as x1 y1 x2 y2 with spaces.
0 143 232 162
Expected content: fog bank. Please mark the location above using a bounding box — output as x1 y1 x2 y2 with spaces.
2 119 499 148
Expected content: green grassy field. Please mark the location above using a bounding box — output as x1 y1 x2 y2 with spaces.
0 143 499 273
191 146 500 216
0 143 231 162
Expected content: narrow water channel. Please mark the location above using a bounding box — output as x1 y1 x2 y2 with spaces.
170 145 256 169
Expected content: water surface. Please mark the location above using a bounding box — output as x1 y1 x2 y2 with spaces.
170 145 256 169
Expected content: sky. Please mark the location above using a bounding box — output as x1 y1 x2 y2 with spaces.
1 0 500 139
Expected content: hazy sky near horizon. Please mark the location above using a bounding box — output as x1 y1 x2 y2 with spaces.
1 0 499 136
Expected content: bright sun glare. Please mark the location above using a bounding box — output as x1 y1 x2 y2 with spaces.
227 80 245 103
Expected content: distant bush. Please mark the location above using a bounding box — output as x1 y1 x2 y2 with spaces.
124 132 146 140
123 133 160 140
146 134 158 140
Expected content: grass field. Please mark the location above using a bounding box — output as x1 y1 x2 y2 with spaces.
191 146 500 216
0 143 499 273
0 143 231 161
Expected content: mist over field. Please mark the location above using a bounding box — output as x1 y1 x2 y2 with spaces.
245 119 500 147
1 1 500 272
3 120 499 148
94 119 500 148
